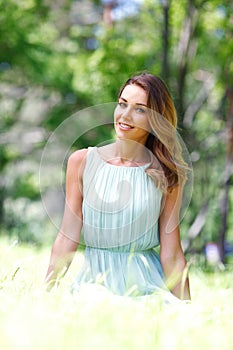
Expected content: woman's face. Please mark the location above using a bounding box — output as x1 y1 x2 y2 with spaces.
114 84 151 145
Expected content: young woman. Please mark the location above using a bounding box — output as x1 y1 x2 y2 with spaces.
45 73 191 300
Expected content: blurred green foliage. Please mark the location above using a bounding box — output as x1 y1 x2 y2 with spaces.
0 0 232 261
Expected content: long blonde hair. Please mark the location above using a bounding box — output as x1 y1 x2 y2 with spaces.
118 73 188 192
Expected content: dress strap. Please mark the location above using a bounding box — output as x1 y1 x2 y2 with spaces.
85 146 97 167
83 147 101 185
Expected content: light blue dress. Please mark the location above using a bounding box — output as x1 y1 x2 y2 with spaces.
72 146 169 297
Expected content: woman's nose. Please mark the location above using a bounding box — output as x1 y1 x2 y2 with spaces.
121 105 132 119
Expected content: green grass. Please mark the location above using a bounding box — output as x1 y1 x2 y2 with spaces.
0 238 232 350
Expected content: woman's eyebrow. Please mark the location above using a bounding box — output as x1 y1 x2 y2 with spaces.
119 97 127 102
119 97 147 107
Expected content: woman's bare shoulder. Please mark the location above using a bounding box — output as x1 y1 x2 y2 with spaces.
69 148 88 162
67 149 88 175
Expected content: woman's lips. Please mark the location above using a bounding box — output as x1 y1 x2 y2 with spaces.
118 122 134 130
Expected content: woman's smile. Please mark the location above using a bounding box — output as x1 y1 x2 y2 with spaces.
118 122 134 130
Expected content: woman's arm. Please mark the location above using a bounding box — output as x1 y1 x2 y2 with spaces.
159 185 191 300
45 148 87 290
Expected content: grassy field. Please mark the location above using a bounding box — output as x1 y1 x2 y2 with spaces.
0 238 232 350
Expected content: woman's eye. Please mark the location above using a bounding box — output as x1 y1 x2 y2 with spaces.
136 107 146 113
118 102 127 108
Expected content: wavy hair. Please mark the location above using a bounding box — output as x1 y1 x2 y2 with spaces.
118 73 188 192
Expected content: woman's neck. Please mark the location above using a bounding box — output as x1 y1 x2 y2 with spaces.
113 139 151 165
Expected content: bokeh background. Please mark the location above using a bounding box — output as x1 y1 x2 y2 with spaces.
0 0 232 267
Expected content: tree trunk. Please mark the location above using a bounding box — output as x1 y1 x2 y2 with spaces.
161 0 170 81
218 87 233 263
176 0 197 119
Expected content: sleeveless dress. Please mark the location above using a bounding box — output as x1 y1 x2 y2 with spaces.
72 146 171 297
